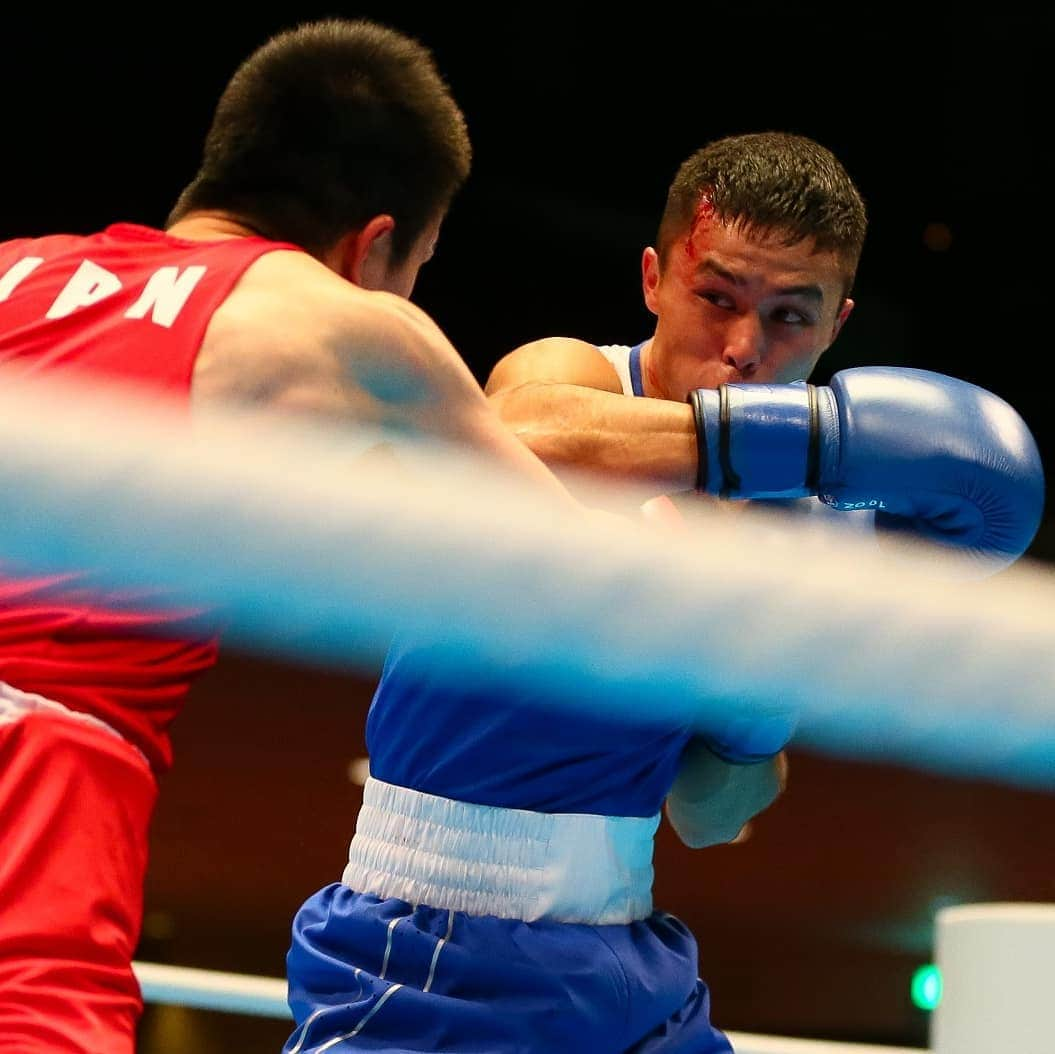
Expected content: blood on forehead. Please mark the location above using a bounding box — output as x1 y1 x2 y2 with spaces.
683 193 718 260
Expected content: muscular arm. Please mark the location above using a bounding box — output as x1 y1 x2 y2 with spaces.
372 298 578 503
192 250 573 508
485 338 698 496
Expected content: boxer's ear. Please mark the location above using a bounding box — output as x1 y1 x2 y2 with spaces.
327 216 396 288
642 247 661 316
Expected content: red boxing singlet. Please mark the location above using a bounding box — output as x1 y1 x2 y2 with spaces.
0 222 302 771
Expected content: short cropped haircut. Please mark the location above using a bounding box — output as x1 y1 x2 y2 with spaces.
168 19 472 263
657 132 867 295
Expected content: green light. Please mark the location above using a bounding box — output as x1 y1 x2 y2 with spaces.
911 964 943 1010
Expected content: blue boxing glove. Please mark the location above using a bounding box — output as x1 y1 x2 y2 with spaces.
686 366 1044 766
687 366 1045 570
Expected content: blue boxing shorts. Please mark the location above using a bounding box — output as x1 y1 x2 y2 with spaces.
284 779 732 1053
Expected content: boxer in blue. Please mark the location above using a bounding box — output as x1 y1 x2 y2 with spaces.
284 133 1044 1052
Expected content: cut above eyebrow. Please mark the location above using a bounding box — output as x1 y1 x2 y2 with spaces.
696 259 824 302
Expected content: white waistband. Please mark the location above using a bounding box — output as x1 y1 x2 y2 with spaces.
342 777 658 925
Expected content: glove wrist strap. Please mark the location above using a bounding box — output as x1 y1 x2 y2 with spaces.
688 388 709 493
805 382 822 492
718 384 740 497
688 382 819 499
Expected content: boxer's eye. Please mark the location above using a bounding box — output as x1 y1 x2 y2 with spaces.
697 291 735 310
771 306 814 326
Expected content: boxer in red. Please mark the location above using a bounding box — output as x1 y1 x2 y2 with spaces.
0 18 568 1052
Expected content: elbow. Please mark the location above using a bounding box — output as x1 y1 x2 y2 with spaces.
487 384 566 458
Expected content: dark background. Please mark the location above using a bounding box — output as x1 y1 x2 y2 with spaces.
3 9 1053 1052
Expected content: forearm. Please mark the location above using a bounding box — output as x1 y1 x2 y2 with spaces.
666 738 786 849
490 381 697 494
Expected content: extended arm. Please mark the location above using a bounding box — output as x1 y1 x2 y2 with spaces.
486 338 697 496
192 251 576 510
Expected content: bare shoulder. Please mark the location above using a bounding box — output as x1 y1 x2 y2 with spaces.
485 337 622 395
193 250 477 423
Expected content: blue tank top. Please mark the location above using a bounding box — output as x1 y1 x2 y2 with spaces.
367 635 697 816
367 340 791 817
